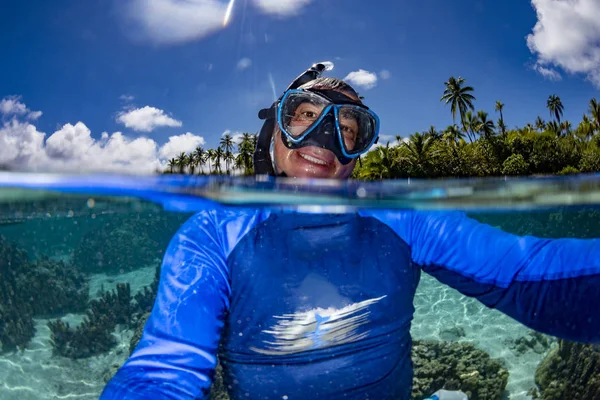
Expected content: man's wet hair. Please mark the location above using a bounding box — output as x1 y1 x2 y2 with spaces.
299 77 362 103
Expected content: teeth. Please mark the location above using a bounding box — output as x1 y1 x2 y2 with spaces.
299 152 328 165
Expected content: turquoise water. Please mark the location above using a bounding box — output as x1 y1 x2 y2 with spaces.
1 173 599 400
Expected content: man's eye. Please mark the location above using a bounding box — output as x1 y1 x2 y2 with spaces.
301 111 317 119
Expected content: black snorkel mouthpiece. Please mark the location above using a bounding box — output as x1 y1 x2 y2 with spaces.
254 62 334 176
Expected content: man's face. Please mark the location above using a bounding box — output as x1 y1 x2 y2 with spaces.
273 90 360 180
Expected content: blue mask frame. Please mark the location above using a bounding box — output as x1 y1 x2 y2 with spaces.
276 89 380 163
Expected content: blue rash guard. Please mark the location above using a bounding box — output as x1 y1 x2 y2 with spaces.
100 207 600 400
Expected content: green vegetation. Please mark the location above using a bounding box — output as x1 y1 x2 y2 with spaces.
164 77 600 179
533 340 600 400
165 132 257 176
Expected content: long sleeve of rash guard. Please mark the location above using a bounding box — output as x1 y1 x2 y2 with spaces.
366 210 600 344
100 208 265 400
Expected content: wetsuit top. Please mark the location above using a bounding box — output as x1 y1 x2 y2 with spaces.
100 207 600 400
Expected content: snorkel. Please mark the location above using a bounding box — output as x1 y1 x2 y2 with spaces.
254 62 334 176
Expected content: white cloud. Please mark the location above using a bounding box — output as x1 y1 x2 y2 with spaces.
0 119 46 168
119 0 313 45
120 94 135 102
379 70 391 80
344 69 377 89
0 96 43 120
158 132 206 161
344 69 378 90
116 106 182 132
526 0 600 86
0 96 207 174
237 57 252 70
252 0 312 16
121 0 227 45
532 64 562 81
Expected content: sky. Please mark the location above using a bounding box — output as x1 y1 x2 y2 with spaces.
1 0 600 174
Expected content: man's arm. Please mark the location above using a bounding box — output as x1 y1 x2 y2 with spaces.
366 210 600 344
100 208 266 400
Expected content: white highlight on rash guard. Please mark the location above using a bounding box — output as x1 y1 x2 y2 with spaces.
250 295 387 355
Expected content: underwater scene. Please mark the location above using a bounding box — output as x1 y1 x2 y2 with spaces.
0 174 599 400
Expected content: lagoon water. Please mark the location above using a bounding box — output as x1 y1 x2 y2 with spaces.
1 172 599 400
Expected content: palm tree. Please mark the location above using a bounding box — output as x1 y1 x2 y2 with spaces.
400 132 435 176
577 114 594 141
535 116 546 132
547 94 564 123
462 110 479 143
589 98 600 133
224 150 235 175
497 119 507 138
395 134 403 144
213 147 225 174
220 134 235 173
425 126 442 141
188 153 197 175
476 111 496 139
441 76 476 128
495 101 505 135
238 133 255 174
546 121 560 135
358 143 398 180
193 146 205 174
168 158 177 174
176 152 188 174
205 149 215 174
560 121 572 136
524 123 535 134
442 125 464 144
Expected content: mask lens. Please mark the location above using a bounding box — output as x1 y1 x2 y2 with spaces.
337 105 378 155
280 91 331 139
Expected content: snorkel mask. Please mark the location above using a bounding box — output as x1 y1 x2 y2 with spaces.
254 62 380 176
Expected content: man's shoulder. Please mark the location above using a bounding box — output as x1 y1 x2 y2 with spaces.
176 205 271 254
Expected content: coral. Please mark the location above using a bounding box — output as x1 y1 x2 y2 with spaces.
506 331 554 355
129 312 150 355
411 340 509 400
535 339 600 400
50 263 161 360
0 236 35 352
16 256 89 317
49 283 132 359
132 265 161 315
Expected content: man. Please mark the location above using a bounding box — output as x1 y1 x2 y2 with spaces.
101 63 600 400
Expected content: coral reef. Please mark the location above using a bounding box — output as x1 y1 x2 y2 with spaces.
534 339 600 400
49 283 132 359
411 340 509 400
505 331 554 355
1 235 93 353
17 256 89 317
0 236 35 352
50 264 161 360
129 312 150 355
132 265 161 315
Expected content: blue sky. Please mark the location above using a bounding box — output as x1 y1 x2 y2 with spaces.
1 0 599 173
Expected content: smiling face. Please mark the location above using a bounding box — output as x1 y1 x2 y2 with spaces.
273 87 362 179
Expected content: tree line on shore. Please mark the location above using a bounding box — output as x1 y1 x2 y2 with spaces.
164 77 600 179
